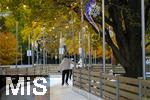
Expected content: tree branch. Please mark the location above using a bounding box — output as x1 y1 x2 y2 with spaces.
108 5 129 62
105 28 129 68
146 41 150 47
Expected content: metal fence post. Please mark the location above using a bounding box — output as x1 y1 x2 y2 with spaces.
40 66 41 75
17 68 19 75
33 64 35 75
46 66 47 75
80 68 82 89
116 76 119 100
6 68 7 75
138 77 142 100
26 67 28 75
88 67 91 93
100 72 103 98
72 68 74 86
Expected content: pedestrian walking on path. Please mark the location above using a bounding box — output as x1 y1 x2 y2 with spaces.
60 55 75 86
69 59 76 80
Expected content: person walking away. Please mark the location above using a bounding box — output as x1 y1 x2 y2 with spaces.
60 55 71 86
69 59 76 80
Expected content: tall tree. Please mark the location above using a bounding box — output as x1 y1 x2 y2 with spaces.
92 0 150 77
104 0 142 77
0 32 20 65
54 0 150 77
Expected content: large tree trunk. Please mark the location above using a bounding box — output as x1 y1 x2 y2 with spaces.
124 39 143 77
125 23 143 77
106 0 143 78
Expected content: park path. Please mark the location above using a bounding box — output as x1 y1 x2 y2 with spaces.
0 75 88 100
49 75 88 100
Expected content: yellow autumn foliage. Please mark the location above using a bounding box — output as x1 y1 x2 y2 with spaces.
0 32 20 65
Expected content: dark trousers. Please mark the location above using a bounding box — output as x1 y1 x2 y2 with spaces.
69 69 72 79
62 69 69 85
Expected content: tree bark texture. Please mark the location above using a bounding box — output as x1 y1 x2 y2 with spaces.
105 0 143 77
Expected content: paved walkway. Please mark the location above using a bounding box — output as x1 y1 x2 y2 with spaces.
0 75 88 100
50 76 88 100
50 84 88 100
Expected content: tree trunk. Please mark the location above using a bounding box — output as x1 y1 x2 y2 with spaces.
106 0 143 78
124 48 143 78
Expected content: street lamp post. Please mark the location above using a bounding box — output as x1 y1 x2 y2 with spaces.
28 33 31 65
21 45 23 65
141 0 146 79
59 32 65 63
32 41 34 67
81 0 85 67
16 21 18 74
102 0 106 73
95 50 96 64
88 29 92 66
70 10 76 67
42 26 46 67
37 40 41 64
